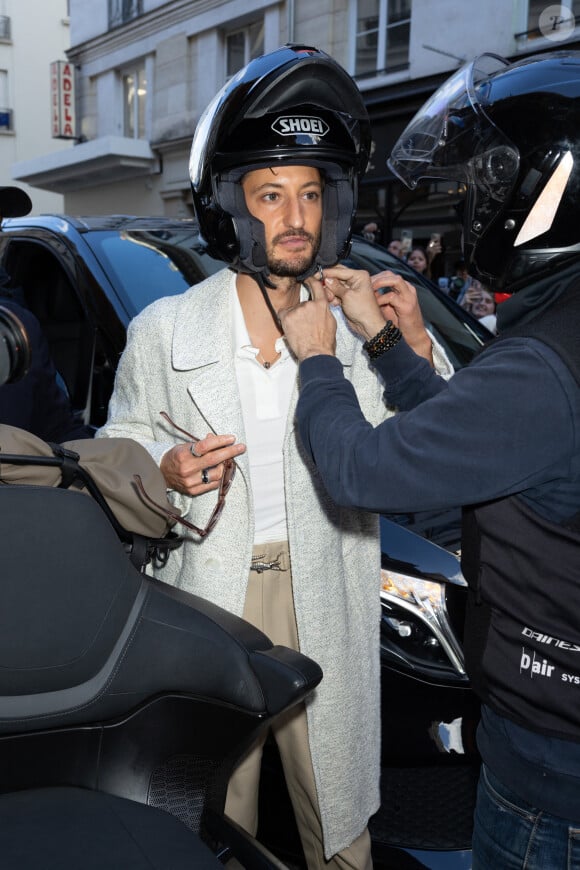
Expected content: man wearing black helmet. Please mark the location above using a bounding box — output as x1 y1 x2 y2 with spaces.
98 45 452 867
282 51 580 870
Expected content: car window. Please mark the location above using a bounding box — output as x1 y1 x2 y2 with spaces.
0 237 115 425
83 228 223 315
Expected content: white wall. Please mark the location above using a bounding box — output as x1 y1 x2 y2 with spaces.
64 171 162 215
408 0 523 80
69 0 174 46
68 0 109 46
2 0 72 213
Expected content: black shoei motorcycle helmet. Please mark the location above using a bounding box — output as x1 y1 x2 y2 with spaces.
189 43 371 280
389 51 580 291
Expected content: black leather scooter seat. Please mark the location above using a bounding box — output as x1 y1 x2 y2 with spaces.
1 786 223 869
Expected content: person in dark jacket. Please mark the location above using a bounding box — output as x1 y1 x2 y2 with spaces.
281 51 580 870
0 298 93 441
0 185 92 441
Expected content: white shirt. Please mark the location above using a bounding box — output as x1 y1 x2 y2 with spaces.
231 274 306 544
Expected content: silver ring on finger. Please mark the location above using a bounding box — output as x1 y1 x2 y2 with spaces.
201 467 210 485
191 442 201 457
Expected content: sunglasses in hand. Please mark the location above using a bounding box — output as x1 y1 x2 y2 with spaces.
133 411 236 538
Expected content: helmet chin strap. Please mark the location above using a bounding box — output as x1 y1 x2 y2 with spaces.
252 271 284 333
251 258 319 333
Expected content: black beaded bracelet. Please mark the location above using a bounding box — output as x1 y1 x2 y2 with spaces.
363 320 402 359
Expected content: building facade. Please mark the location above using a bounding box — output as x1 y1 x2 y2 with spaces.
0 0 71 214
13 0 580 252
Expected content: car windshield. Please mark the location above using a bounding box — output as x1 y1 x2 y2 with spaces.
82 226 487 373
83 226 224 315
83 226 489 371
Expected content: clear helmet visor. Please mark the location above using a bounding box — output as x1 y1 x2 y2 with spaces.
388 54 520 203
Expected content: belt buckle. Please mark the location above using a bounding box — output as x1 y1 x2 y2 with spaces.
250 552 287 573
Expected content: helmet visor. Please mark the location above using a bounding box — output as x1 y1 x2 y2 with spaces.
388 54 520 203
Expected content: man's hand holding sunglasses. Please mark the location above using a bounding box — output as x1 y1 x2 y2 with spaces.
131 412 248 539
159 412 246 497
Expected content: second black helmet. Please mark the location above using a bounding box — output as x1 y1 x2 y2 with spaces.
389 51 580 291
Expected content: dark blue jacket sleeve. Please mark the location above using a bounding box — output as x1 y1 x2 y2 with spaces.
373 336 448 409
296 339 578 515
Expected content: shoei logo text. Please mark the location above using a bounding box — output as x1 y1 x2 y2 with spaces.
538 5 576 41
272 116 329 137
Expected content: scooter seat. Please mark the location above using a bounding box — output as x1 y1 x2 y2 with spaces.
1 786 222 869
0 484 322 868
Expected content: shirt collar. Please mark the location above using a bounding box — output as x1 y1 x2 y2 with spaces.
232 277 309 361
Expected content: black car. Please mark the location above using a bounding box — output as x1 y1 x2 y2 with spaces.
0 215 489 869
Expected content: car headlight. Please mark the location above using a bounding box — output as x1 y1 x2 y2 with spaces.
381 568 466 680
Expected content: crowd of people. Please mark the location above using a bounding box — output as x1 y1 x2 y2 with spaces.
361 222 501 332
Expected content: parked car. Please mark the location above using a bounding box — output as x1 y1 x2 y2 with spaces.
0 215 489 869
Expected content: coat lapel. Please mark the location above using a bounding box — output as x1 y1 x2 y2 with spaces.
172 272 359 461
285 307 358 438
171 270 250 479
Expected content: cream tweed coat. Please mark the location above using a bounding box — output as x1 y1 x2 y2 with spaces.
98 268 451 858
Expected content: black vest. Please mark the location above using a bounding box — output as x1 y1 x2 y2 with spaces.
462 282 580 741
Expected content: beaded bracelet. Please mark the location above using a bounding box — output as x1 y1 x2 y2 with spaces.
363 320 402 359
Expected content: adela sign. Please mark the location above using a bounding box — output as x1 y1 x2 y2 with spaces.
51 61 76 140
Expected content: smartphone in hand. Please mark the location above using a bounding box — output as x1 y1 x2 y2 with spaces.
400 229 413 255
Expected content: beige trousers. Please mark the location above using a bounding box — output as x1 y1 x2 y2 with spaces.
225 541 372 870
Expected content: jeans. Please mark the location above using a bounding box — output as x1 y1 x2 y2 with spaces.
472 764 580 869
